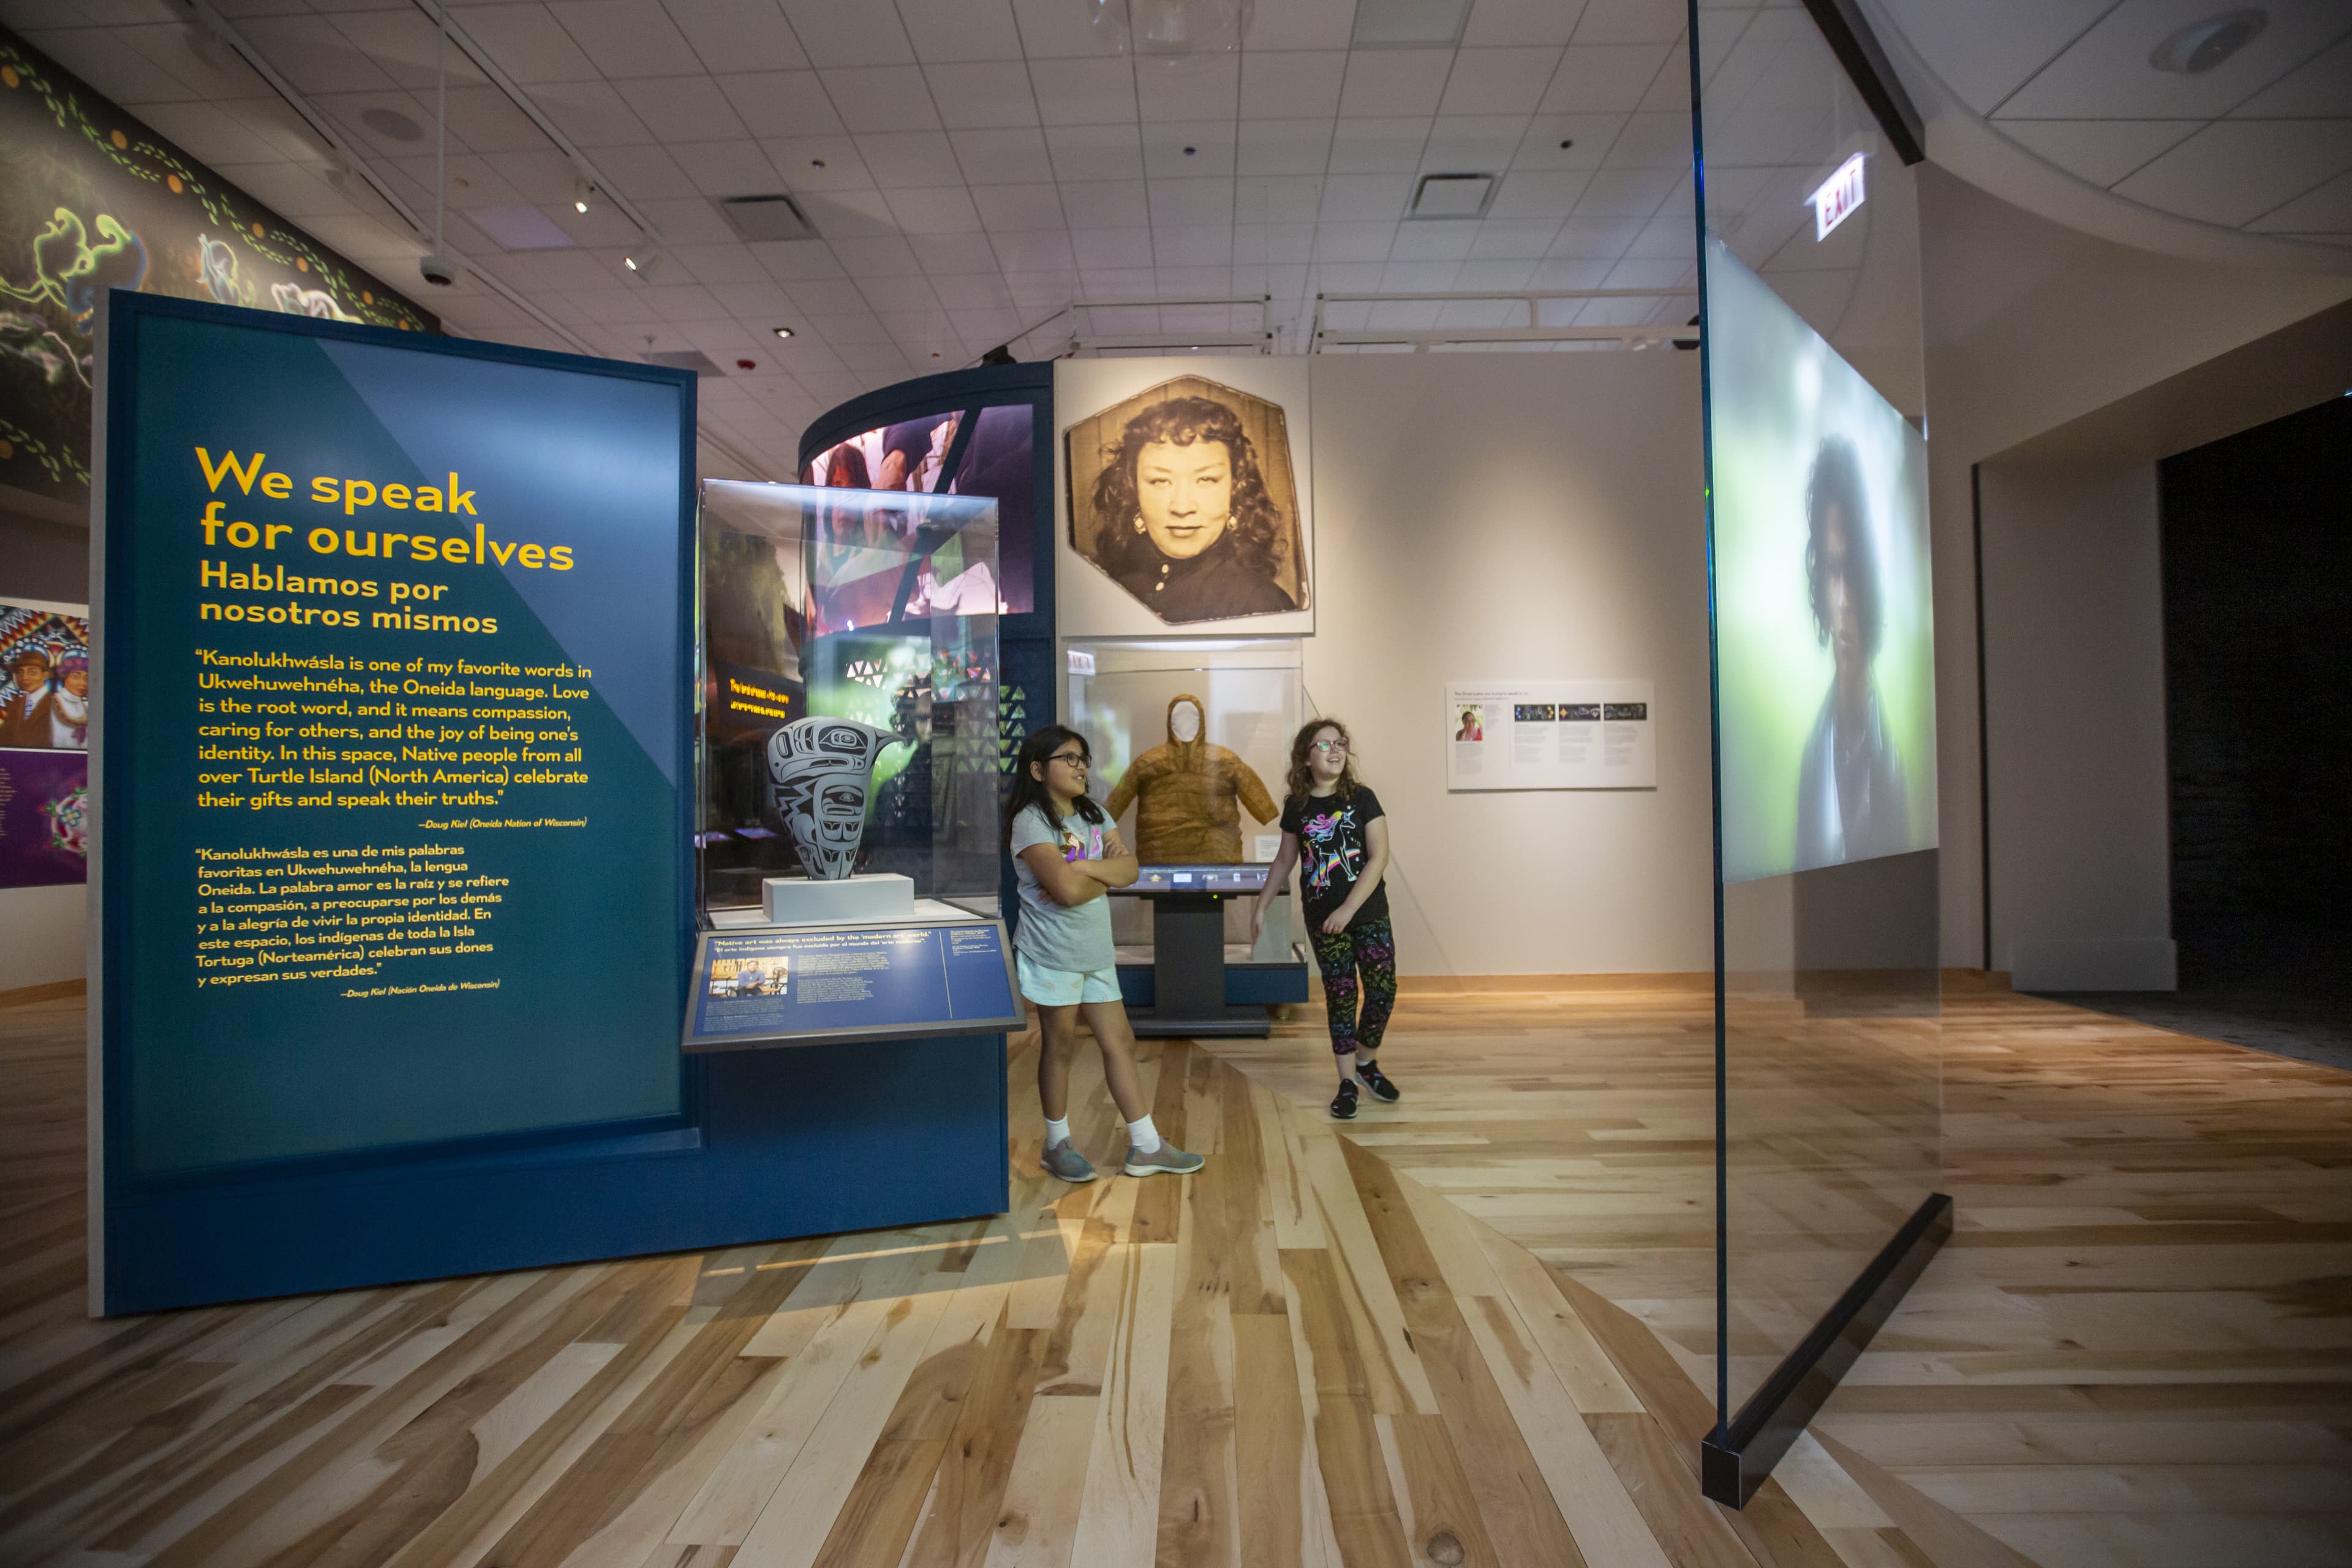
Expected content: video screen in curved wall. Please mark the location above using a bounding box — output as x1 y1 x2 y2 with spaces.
802 404 1035 616
1709 241 1937 884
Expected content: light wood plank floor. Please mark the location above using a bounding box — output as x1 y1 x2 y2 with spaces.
2 981 2346 1567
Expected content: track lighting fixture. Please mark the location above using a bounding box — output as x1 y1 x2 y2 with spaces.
624 241 661 279
573 175 594 214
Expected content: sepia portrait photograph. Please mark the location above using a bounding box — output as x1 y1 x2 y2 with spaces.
1063 374 1309 628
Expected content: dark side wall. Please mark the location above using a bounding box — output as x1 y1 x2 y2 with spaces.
2161 394 2352 968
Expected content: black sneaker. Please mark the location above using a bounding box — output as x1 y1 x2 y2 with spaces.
1329 1080 1359 1120
1357 1063 1400 1103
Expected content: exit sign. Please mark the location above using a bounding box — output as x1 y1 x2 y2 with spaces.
1809 153 1866 240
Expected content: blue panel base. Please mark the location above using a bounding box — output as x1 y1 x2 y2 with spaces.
1116 954 1311 1009
101 1031 1008 1315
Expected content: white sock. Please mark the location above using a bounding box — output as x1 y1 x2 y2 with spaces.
1044 1116 1071 1148
1126 1114 1160 1153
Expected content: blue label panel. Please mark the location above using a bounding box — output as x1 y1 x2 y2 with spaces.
692 923 1016 1043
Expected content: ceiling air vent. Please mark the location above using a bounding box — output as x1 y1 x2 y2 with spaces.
1408 173 1494 220
644 350 728 378
718 195 816 242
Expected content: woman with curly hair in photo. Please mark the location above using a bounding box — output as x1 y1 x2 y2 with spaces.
1087 396 1297 624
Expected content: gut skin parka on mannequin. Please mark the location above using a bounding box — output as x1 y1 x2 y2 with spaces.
1103 693 1278 864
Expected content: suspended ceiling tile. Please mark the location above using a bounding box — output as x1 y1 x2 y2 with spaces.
1491 167 1593 219
779 0 913 68
853 129 957 189
666 0 812 74
758 135 871 189
1515 110 1626 168
2114 116 2352 227
895 0 1023 64
1058 176 1149 227
1329 116 1434 174
1135 52 1239 122
823 66 940 133
1570 0 1684 48
1043 121 1145 182
1238 119 1336 177
546 0 705 80
2001 118 2206 187
1997 0 2348 121
614 76 751 143
1072 227 1155 268
1541 42 1671 114
925 59 1041 129
445 4 603 86
1422 115 1528 172
1871 0 2110 116
952 125 1055 184
1602 108 1689 168
1438 45 1562 116
529 78 655 147
1339 48 1455 118
235 12 399 94
1239 50 1348 119
715 72 845 138
1320 171 1415 221
2230 30 2352 118
884 184 987 232
1464 0 1589 48
990 227 1078 270
912 230 1005 273
2246 167 2352 234
971 181 1069 230
1028 55 1139 125
1142 121 1237 179
1150 175 1239 225
134 98 298 165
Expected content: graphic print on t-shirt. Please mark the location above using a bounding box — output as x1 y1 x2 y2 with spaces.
1300 804 1362 900
1284 785 1387 930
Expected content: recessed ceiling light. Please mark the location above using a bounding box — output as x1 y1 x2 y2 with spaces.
772 326 794 339
2150 9 2266 74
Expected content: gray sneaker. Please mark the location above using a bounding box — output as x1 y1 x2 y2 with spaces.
1041 1139 1098 1184
1123 1141 1204 1177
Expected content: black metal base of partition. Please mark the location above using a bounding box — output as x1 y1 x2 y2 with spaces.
1702 1192 1952 1507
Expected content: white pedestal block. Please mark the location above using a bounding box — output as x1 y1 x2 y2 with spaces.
763 873 916 926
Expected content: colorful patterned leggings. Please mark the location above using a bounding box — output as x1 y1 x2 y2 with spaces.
1309 915 1396 1058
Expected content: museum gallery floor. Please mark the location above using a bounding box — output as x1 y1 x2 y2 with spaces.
2 982 2348 1568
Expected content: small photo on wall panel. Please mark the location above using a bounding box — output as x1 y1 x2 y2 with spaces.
1055 356 1314 638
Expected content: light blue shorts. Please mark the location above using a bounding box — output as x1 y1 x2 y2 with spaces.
1017 951 1121 1006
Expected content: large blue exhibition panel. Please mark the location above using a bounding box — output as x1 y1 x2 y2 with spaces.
94 295 1006 1314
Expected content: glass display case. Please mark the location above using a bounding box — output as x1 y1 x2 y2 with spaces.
698 479 1001 921
1064 637 1305 959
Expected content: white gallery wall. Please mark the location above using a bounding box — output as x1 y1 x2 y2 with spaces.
1978 462 2175 990
1919 167 2352 975
1302 352 1713 977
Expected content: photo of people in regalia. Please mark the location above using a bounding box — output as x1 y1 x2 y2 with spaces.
0 600 92 890
0 602 89 752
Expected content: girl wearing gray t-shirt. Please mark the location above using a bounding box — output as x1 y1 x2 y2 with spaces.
1006 725 1204 1184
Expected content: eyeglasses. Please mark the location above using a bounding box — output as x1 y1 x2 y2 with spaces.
1310 738 1347 753
1048 750 1090 769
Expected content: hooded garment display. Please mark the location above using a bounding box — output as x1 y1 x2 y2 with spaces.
1104 693 1278 864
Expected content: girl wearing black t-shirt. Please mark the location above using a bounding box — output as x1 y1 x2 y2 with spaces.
1250 718 1398 1120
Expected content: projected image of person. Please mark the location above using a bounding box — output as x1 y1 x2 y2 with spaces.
1796 437 1908 870
1085 397 1296 624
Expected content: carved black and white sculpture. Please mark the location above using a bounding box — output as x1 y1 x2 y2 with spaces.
766 717 903 881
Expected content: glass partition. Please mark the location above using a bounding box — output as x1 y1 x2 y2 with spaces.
698 479 1001 919
1065 638 1303 952
1692 0 1945 1452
